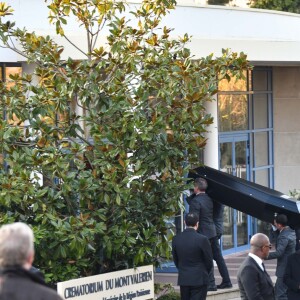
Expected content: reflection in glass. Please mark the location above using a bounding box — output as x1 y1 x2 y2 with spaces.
254 132 268 167
218 70 248 92
235 141 247 179
220 142 234 250
235 141 248 246
4 67 23 126
256 219 272 240
253 94 268 129
218 94 248 132
223 206 234 250
5 67 22 90
220 142 232 173
237 210 248 247
254 214 271 242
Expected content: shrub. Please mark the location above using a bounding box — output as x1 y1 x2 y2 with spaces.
157 292 181 300
289 189 300 200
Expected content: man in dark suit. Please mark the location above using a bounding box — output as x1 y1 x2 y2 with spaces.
212 200 232 289
172 212 213 300
283 249 300 300
295 227 300 251
187 177 217 291
237 233 275 300
266 214 296 300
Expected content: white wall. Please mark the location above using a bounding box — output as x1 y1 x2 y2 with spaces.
273 67 300 194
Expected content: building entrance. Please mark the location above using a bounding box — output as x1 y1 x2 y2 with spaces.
219 134 251 253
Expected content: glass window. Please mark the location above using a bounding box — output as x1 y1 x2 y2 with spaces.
253 168 269 187
5 66 22 89
253 131 269 167
1 65 23 126
237 211 248 247
253 94 268 129
218 94 248 132
218 67 274 252
235 141 247 180
256 219 271 237
218 70 248 92
223 206 234 250
253 70 268 91
220 142 233 173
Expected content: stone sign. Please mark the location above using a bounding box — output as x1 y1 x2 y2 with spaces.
57 265 154 300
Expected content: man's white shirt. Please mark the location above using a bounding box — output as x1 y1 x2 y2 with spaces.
249 252 265 271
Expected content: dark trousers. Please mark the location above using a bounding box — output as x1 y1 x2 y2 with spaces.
275 277 288 300
210 236 231 284
180 285 208 300
208 267 215 288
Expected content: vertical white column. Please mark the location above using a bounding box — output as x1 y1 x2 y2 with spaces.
204 95 219 169
22 62 37 129
75 101 85 137
22 63 44 186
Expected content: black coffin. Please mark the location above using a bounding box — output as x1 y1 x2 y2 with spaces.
188 166 300 229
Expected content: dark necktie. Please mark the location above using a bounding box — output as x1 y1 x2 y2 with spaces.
262 262 266 272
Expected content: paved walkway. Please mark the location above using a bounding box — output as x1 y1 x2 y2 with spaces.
155 249 277 300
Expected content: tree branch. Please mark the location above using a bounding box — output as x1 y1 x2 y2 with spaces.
87 29 92 60
92 23 101 50
62 34 89 58
69 135 93 147
0 43 32 62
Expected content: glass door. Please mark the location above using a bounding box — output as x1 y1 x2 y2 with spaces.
219 134 251 253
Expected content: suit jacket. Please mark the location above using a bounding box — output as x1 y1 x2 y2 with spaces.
188 193 216 239
237 256 274 300
172 228 213 286
283 250 300 300
0 267 62 300
295 228 300 251
213 200 224 238
267 226 296 277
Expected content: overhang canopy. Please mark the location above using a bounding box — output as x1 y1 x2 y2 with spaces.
161 4 300 65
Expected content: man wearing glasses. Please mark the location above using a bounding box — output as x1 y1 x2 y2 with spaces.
237 233 275 300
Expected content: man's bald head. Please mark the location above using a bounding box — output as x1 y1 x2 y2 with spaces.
250 233 271 259
250 233 269 248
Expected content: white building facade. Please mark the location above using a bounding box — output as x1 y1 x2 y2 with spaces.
2 0 300 253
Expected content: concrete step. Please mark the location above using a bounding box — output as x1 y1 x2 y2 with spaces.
155 274 241 299
155 250 277 299
207 284 240 300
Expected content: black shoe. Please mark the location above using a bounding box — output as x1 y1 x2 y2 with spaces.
207 286 217 291
217 282 233 289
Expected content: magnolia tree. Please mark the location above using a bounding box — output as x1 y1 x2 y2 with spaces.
250 0 300 13
0 0 248 283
